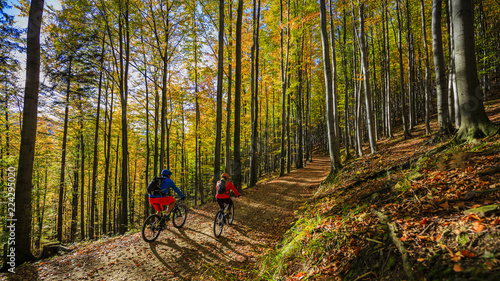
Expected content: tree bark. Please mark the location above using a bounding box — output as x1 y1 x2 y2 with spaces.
90 37 105 240
12 0 44 268
118 0 130 234
432 0 452 133
358 2 377 154
320 0 341 174
420 0 432 135
225 1 233 176
249 0 260 187
213 0 225 194
452 0 499 140
57 57 72 243
233 0 243 191
279 0 289 177
396 0 411 139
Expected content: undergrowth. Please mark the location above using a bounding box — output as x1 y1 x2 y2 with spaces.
258 134 500 280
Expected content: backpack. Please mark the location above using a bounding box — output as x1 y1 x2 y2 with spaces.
147 176 166 196
216 179 227 195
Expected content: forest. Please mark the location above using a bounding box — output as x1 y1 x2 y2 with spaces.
1 0 500 274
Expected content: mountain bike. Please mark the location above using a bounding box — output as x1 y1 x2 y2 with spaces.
213 202 234 238
141 198 188 242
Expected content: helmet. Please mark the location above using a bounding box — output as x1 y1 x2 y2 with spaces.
161 169 172 177
222 172 230 179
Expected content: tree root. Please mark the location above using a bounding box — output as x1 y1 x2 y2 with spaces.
371 209 415 281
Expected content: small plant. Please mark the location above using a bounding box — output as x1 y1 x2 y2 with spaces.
457 233 469 246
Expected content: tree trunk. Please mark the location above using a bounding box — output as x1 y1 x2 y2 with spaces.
320 0 341 174
446 0 460 127
453 0 499 140
249 0 260 187
384 0 393 139
70 144 79 241
141 34 151 217
296 35 304 169
213 0 225 194
233 0 243 191
57 57 72 243
90 37 105 239
342 9 351 161
102 83 114 235
358 2 377 154
225 1 233 175
397 0 412 139
432 0 452 133
118 0 130 235
12 0 44 268
420 0 432 135
279 0 289 177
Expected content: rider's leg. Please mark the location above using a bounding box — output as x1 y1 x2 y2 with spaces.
227 198 234 213
216 199 224 210
165 202 175 217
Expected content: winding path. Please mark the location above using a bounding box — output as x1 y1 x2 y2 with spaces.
4 155 330 281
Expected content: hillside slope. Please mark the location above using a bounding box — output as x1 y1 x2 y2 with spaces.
258 96 500 280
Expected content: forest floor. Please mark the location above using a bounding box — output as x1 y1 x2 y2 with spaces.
2 94 500 281
257 91 500 280
1 155 331 280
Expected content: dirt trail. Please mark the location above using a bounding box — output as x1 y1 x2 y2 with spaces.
4 155 330 281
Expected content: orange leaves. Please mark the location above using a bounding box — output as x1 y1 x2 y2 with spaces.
490 217 500 226
399 235 409 242
460 250 477 258
463 212 487 233
442 244 477 264
453 264 464 272
294 272 306 279
471 221 486 233
351 246 361 255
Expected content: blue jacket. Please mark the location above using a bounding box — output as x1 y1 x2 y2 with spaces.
149 177 184 199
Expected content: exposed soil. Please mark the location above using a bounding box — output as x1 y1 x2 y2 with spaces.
1 156 331 281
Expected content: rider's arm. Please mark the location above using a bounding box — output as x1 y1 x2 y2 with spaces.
170 181 185 199
227 181 240 197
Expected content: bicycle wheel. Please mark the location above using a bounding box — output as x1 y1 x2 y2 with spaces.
213 211 224 238
142 214 162 242
172 204 187 228
227 203 235 225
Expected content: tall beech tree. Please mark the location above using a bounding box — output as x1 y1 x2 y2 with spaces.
396 0 411 139
213 0 224 192
452 0 499 140
358 1 377 154
12 0 44 268
249 0 261 188
319 0 341 174
420 0 431 135
432 0 452 134
233 0 243 191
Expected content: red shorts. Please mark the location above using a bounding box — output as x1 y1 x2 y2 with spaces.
149 196 175 212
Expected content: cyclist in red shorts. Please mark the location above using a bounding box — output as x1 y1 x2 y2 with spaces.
215 173 240 211
149 169 185 221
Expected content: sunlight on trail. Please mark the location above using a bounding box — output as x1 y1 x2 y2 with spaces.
2 155 331 281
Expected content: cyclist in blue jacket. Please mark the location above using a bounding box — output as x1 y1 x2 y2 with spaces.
149 169 185 221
